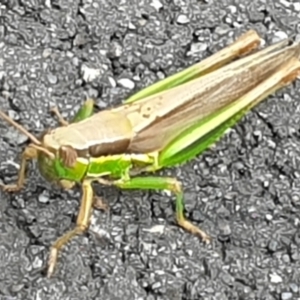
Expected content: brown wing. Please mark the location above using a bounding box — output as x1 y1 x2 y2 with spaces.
111 40 300 154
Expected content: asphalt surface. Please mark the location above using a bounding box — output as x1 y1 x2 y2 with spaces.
1 0 300 299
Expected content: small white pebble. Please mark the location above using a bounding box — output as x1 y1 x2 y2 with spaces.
190 42 208 54
118 78 135 90
294 2 300 11
270 272 282 283
272 31 288 43
151 0 163 11
108 76 117 88
177 14 190 24
143 225 166 234
81 64 101 82
265 214 273 221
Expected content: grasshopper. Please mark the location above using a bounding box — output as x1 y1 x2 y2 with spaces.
0 30 300 277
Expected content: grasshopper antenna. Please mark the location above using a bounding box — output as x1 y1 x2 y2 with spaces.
0 110 55 158
0 110 42 145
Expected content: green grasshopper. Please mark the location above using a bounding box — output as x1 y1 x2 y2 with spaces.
0 30 300 277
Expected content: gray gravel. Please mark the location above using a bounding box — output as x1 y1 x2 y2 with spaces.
1 0 300 299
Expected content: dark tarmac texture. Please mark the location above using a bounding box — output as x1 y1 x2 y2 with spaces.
1 0 300 299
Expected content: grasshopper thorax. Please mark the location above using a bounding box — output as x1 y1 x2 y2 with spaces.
0 110 68 186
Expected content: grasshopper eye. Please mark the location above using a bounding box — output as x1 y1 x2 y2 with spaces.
59 146 77 168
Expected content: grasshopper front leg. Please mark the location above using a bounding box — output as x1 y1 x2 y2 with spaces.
98 176 211 243
47 178 94 278
0 145 37 192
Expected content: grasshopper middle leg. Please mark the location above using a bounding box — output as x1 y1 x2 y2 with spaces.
50 99 95 126
98 176 211 243
50 107 69 126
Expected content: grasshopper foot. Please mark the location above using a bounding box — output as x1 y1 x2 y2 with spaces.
177 218 211 244
47 225 86 278
0 183 23 193
93 196 109 211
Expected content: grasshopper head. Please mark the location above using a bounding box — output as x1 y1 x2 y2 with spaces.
35 132 76 189
36 144 75 189
0 110 73 188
